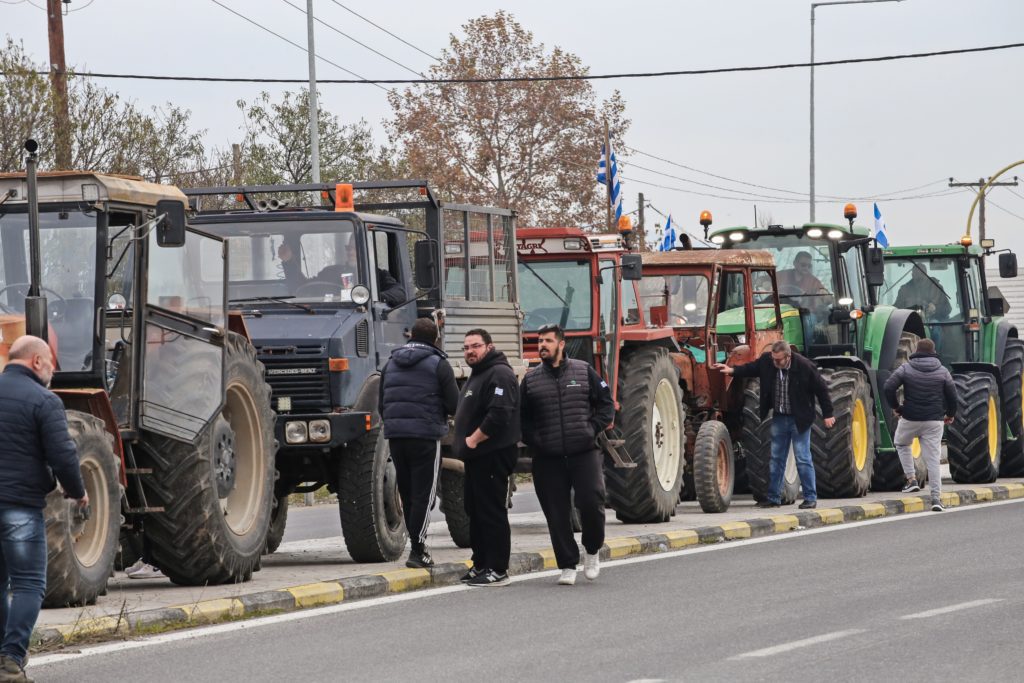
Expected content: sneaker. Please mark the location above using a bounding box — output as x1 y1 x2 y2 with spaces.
931 500 944 512
0 655 32 683
459 566 482 583
798 500 817 510
126 563 164 580
467 569 510 587
583 552 600 581
902 479 921 494
755 500 780 509
557 568 577 586
124 558 147 576
405 549 434 569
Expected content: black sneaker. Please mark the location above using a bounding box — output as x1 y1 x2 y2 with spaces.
467 569 510 587
931 500 944 512
902 479 921 494
460 566 482 583
798 500 817 510
405 549 434 569
755 500 781 508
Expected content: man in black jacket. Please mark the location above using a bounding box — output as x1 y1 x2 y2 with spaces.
452 329 521 587
0 336 87 683
521 324 614 586
379 318 459 568
883 338 956 511
714 341 835 509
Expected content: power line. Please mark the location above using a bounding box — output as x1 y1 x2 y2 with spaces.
325 0 440 62
10 41 1022 85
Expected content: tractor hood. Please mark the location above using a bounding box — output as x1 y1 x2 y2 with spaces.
241 310 355 349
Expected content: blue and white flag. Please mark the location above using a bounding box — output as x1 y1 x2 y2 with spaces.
873 202 890 247
596 144 623 223
660 215 677 251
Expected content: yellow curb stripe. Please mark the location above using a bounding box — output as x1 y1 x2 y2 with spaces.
604 537 642 558
971 487 994 502
940 491 959 506
1004 483 1024 499
719 521 751 539
379 568 431 593
858 503 887 518
899 497 925 513
536 548 559 569
285 582 345 608
54 615 123 639
768 514 800 532
816 508 844 524
179 597 245 621
663 529 699 549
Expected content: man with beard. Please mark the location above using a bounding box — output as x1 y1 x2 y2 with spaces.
452 329 521 587
520 324 614 586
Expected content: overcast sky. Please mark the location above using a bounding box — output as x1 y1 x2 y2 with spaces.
5 0 1024 255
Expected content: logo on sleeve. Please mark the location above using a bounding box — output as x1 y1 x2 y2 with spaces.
495 387 504 396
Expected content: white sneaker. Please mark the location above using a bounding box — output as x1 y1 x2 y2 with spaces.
557 568 577 586
124 558 146 576
127 563 165 580
583 552 600 580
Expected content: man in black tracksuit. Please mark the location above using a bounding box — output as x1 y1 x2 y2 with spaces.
379 318 459 568
452 328 521 587
521 324 615 586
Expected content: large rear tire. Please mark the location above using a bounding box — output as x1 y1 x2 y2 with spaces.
947 372 1001 483
43 411 121 608
440 467 471 549
263 495 289 555
812 368 874 498
139 333 276 585
740 379 799 504
338 426 407 562
606 347 684 523
872 332 924 490
998 338 1024 476
693 420 734 513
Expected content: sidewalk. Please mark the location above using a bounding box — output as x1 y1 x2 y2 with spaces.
33 476 1024 650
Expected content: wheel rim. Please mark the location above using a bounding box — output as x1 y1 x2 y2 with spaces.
651 378 682 491
381 444 404 533
911 437 921 459
220 380 265 536
716 440 730 497
988 396 998 463
72 454 109 568
852 399 868 471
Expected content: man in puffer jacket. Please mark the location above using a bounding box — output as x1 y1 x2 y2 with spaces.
379 318 459 568
884 338 957 511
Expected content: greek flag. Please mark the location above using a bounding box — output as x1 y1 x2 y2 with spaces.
873 202 890 247
660 215 677 251
596 144 623 223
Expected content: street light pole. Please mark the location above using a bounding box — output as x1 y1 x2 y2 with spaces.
306 0 321 184
810 0 905 222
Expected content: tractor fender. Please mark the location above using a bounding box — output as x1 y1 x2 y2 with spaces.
621 336 680 353
993 317 1019 366
813 355 884 445
951 362 1001 386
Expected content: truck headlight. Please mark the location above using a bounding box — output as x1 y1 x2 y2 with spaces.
309 419 331 443
285 421 308 444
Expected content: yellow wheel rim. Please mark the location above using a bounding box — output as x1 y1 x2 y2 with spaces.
852 399 868 471
988 396 998 463
911 437 921 459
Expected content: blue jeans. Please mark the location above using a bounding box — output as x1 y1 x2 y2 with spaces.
0 506 46 667
769 415 816 504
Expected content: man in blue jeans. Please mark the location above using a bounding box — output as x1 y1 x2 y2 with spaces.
0 336 87 683
715 340 835 509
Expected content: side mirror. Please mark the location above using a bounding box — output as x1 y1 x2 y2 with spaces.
155 199 187 248
414 239 437 290
999 252 1018 279
864 246 885 287
620 253 642 281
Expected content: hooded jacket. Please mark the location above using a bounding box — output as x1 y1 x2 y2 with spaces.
884 352 957 422
379 341 459 440
452 349 521 460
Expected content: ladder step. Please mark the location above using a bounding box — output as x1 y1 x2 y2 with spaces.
124 468 153 475
125 506 164 514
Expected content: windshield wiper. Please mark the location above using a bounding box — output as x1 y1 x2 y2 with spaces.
229 296 313 313
520 261 570 306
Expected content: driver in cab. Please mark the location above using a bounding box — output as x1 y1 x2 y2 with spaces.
777 251 829 296
278 237 405 306
894 267 951 321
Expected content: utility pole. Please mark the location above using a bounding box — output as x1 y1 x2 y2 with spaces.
231 144 242 185
47 0 71 169
637 192 645 251
306 0 321 184
949 176 1019 243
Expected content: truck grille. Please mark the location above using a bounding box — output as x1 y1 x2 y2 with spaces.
257 345 329 412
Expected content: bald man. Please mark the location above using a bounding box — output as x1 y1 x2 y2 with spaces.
0 335 86 683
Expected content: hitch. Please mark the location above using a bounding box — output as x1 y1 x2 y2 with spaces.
598 432 637 469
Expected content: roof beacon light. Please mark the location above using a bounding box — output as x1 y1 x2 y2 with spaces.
699 210 713 238
827 229 844 240
960 234 973 247
618 215 633 234
335 183 355 212
805 227 823 238
843 203 857 230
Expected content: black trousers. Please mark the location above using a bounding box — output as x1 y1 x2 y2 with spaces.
464 446 517 573
532 449 606 569
389 438 441 551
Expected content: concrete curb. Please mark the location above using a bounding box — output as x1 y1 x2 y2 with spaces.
32 482 1024 650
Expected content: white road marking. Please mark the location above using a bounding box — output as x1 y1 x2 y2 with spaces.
31 497 1024 668
899 598 1004 620
730 629 866 659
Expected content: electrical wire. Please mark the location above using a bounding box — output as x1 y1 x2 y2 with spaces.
325 0 440 62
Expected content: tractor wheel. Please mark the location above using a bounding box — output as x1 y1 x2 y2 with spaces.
440 467 471 549
338 426 408 562
947 372 1001 483
872 331 924 490
263 495 289 555
812 368 875 498
998 338 1024 476
606 347 684 523
138 333 276 585
693 420 734 513
740 379 799 504
43 411 121 608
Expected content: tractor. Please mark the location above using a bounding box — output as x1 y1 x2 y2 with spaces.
0 143 276 607
879 237 1021 482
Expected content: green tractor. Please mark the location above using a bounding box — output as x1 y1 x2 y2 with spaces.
707 214 926 497
878 238 1021 482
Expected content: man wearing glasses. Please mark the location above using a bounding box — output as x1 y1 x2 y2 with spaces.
452 329 521 587
777 251 829 296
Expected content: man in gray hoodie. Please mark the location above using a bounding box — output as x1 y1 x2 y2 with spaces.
884 338 957 511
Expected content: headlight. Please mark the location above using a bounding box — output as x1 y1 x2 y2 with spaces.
827 229 844 240
710 235 725 245
285 421 308 444
805 228 823 238
350 285 371 306
309 419 331 443
729 231 746 242
838 297 854 307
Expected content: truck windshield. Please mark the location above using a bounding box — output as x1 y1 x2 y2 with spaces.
518 259 593 331
879 257 960 323
0 210 97 372
208 219 362 304
639 274 710 327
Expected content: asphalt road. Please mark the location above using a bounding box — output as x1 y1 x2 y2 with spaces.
35 500 1024 682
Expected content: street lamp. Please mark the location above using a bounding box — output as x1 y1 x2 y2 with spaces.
810 0 905 222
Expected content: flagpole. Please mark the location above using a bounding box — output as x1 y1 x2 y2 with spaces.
604 119 612 234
